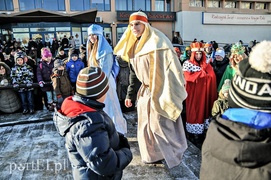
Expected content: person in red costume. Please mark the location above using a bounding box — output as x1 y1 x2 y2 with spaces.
182 42 217 147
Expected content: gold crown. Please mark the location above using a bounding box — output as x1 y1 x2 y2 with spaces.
190 42 204 52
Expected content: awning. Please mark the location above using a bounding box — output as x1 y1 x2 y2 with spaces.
0 9 97 25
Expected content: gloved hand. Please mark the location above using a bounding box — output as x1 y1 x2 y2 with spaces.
118 133 130 149
0 79 8 86
26 83 32 87
13 84 19 89
39 81 45 87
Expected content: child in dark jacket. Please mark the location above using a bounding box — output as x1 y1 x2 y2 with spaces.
51 59 73 109
53 67 132 179
11 52 35 114
36 48 56 111
0 62 21 113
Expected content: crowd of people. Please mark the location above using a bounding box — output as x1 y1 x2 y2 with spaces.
0 10 270 179
0 40 87 114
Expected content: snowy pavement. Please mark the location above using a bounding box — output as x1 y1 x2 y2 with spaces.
0 110 201 179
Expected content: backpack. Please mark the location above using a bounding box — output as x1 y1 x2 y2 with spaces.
39 62 43 70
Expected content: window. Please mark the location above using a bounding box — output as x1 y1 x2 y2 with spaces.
166 0 171 11
117 27 127 42
207 0 220 8
255 2 267 10
90 0 110 11
155 0 164 11
70 0 90 11
116 0 151 11
224 1 236 8
19 0 65 11
190 0 204 7
240 2 253 9
0 0 14 11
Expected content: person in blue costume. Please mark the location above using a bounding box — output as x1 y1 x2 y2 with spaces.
200 40 271 180
86 24 127 135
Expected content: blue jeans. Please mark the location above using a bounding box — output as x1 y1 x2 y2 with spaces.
46 90 57 104
19 90 34 110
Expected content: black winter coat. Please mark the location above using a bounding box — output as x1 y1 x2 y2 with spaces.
53 95 132 179
211 57 229 87
36 60 54 91
200 116 271 180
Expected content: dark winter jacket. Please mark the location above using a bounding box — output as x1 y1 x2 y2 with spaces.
36 60 54 91
211 57 229 87
200 113 271 180
53 95 132 179
0 62 21 113
65 59 84 83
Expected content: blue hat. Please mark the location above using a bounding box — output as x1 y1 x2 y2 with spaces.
88 24 103 36
87 24 113 60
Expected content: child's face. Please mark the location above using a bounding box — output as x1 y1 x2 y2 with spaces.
0 66 6 75
44 56 52 62
215 55 223 61
71 55 78 61
16 58 24 65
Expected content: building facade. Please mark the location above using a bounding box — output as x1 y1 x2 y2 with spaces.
177 0 271 44
0 0 270 48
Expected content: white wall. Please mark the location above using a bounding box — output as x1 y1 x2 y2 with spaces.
175 11 271 45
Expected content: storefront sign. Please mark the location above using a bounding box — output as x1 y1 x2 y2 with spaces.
117 11 176 22
203 12 271 25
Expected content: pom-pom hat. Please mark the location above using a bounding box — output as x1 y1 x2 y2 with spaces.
228 40 271 113
42 48 52 58
76 67 109 99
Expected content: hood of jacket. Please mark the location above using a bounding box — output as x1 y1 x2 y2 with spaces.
53 94 105 136
0 62 11 76
205 116 271 168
